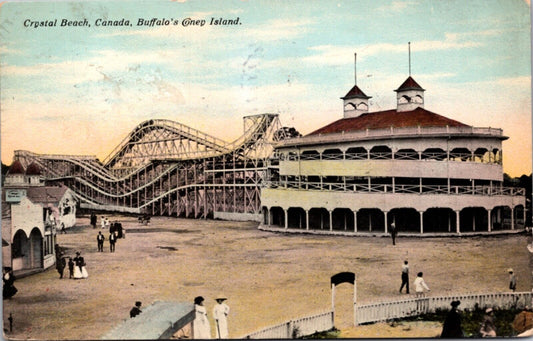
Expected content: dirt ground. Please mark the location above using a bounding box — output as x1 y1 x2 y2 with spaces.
2 214 531 340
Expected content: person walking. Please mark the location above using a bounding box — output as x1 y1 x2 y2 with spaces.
193 296 211 339
414 272 430 297
480 307 497 337
73 251 88 279
213 294 230 339
56 253 66 279
109 232 116 252
390 222 398 245
441 300 463 338
68 257 74 279
90 212 97 229
508 268 517 292
97 231 105 252
130 301 142 318
101 216 106 229
399 260 409 294
3 267 17 299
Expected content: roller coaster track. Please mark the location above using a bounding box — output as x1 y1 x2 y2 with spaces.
14 113 283 219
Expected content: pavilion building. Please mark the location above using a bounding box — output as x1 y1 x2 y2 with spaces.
260 72 526 235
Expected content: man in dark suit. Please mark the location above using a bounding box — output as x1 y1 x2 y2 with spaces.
97 231 105 252
109 232 116 252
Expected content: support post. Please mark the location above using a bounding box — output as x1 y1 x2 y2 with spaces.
488 209 492 232
419 211 424 234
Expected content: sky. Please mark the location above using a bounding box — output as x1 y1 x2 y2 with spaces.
0 0 531 177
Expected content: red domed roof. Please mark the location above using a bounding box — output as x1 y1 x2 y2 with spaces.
7 160 25 175
308 107 469 136
26 162 41 175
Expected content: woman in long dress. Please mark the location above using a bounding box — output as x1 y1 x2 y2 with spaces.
193 296 211 339
213 295 230 339
80 255 89 279
73 252 88 279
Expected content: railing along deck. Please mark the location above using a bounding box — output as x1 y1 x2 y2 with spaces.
264 181 525 196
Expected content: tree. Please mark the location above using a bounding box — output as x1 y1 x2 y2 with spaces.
273 127 302 141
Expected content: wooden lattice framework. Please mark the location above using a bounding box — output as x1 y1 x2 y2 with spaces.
14 114 283 218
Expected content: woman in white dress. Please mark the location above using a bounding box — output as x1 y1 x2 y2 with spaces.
213 295 230 339
73 251 88 279
73 252 83 279
193 296 211 339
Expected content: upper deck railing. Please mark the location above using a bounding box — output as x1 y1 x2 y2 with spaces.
277 125 505 148
264 180 525 196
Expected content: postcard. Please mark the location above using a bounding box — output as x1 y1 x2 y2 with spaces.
1 0 531 339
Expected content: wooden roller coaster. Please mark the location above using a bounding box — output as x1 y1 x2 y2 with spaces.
14 113 284 220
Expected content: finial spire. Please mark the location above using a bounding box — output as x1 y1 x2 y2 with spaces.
408 42 411 76
354 52 357 85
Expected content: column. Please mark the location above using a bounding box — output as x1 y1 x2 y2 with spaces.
384 211 388 234
353 210 358 232
511 206 515 230
267 207 271 225
329 210 333 231
305 209 309 230
455 210 461 233
419 211 424 234
487 209 492 232
284 208 288 229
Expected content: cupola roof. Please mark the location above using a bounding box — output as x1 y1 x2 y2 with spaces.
7 160 25 175
341 85 371 100
26 162 41 175
395 76 425 92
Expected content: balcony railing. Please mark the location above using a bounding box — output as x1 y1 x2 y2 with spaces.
264 181 525 196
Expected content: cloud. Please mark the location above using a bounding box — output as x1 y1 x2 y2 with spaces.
377 1 418 12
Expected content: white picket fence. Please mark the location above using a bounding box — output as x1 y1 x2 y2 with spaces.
242 310 334 339
356 292 532 325
241 292 531 339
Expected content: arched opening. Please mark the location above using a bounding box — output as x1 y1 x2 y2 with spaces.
460 207 488 232
332 208 354 231
29 228 43 269
322 148 343 160
449 148 471 162
344 102 356 110
388 208 420 233
491 206 512 230
309 208 330 230
287 207 306 229
300 150 320 160
369 146 392 159
357 102 368 110
357 209 384 232
413 95 424 104
493 148 502 164
345 147 367 160
474 148 489 163
514 205 525 229
399 95 411 104
394 148 419 160
270 207 285 227
12 230 30 270
423 208 456 232
262 206 269 225
421 148 447 161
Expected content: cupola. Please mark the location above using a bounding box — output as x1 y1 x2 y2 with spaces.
395 76 425 112
341 53 371 118
341 85 371 118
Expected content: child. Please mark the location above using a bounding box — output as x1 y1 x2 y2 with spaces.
68 257 74 279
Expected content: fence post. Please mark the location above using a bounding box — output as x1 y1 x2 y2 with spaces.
288 320 294 339
354 278 358 326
